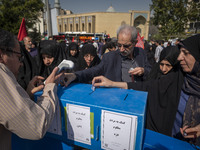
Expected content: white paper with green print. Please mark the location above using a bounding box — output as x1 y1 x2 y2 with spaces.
64 107 94 139
66 104 91 145
101 110 137 150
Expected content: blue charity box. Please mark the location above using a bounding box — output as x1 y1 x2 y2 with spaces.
12 83 147 150
12 83 200 150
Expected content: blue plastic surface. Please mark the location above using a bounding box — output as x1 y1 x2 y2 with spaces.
58 83 147 150
12 83 199 149
143 129 199 150
13 83 147 150
12 129 199 150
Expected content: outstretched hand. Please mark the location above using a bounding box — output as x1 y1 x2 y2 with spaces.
26 67 64 98
45 67 63 84
92 76 113 87
92 76 128 89
180 125 200 139
26 76 45 98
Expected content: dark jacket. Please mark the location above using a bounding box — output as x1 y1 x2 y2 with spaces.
75 47 151 83
17 43 39 90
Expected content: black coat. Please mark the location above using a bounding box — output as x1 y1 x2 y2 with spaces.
127 46 184 136
17 43 39 90
75 47 151 83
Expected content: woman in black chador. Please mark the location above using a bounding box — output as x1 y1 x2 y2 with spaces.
67 42 79 67
75 44 100 71
38 40 66 79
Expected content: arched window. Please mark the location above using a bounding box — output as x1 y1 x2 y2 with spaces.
59 25 62 32
88 23 91 33
134 16 146 36
134 16 146 26
76 24 78 31
82 23 85 31
70 24 73 32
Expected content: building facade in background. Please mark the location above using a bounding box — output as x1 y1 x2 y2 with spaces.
39 0 150 40
57 8 150 40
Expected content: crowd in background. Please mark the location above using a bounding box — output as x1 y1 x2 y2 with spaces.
19 34 181 87
1 24 200 149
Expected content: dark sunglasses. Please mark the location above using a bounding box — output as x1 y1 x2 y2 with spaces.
6 48 24 62
117 43 132 49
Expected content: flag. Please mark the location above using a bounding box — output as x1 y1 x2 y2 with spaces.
135 32 144 49
17 18 27 41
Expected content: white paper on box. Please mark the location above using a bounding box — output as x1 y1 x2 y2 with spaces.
101 110 137 150
66 104 91 145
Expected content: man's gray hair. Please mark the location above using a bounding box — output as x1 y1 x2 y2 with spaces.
117 25 137 43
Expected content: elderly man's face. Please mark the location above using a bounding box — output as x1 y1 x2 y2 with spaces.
1 40 23 78
117 32 134 57
24 37 32 49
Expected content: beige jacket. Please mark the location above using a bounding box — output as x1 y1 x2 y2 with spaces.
0 63 58 150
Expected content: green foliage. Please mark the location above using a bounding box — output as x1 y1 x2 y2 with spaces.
150 0 199 39
186 0 200 33
0 0 44 35
29 27 42 43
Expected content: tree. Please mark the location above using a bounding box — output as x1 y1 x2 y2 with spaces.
150 0 191 39
186 0 200 33
0 0 44 36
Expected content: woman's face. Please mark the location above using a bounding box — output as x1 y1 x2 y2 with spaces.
159 59 173 74
84 54 94 66
177 47 196 73
42 54 54 66
70 49 77 56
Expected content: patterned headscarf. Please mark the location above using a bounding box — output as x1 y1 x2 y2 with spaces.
181 34 200 146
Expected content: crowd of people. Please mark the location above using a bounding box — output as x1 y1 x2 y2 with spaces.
0 24 200 149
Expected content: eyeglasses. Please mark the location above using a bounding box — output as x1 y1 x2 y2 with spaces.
6 48 24 62
117 43 133 49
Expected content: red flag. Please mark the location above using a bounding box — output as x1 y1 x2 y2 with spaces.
135 32 144 49
17 18 27 41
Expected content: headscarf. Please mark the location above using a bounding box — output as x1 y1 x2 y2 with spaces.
67 42 79 65
128 46 184 136
38 40 66 79
178 34 200 62
146 46 180 80
75 44 100 71
180 34 200 146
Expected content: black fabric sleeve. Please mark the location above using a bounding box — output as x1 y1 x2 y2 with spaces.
127 80 150 92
